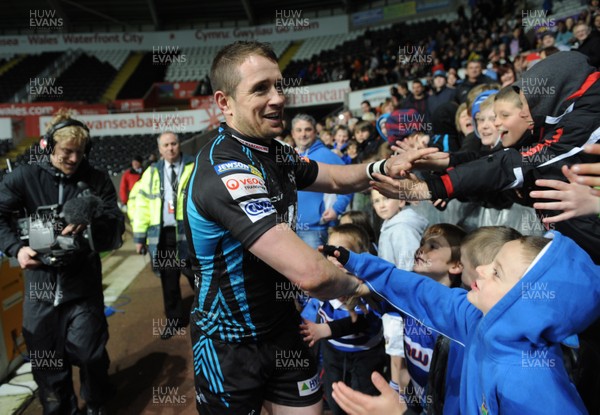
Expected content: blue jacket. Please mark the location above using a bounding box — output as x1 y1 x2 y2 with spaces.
297 140 352 230
344 231 598 415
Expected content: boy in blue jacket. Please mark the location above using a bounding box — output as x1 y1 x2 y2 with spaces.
327 231 599 414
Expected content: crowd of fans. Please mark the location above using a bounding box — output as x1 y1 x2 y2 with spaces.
285 0 600 91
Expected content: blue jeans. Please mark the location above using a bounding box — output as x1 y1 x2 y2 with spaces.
297 229 329 250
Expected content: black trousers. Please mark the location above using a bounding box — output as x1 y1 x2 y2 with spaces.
322 340 387 415
23 296 112 415
158 226 194 323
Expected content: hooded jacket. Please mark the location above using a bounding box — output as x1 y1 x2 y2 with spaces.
378 206 428 270
344 231 599 414
425 52 600 263
0 160 124 305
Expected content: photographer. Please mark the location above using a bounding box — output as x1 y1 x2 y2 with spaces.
0 110 124 415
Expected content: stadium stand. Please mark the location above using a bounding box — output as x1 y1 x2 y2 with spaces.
0 52 62 102
33 54 117 103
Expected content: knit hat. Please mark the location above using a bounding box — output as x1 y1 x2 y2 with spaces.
381 109 424 145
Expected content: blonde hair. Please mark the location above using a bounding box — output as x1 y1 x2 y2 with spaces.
495 86 523 109
478 95 497 114
518 235 551 264
45 108 89 147
462 226 522 268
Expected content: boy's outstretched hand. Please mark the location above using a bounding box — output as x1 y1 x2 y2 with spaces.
571 144 600 193
320 245 373 321
532 164 600 222
332 371 407 415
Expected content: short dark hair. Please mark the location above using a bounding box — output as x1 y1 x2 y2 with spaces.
421 223 467 264
210 41 278 97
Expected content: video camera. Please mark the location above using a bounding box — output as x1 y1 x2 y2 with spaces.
16 182 102 267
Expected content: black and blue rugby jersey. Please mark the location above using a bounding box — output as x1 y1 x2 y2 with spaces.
184 124 319 342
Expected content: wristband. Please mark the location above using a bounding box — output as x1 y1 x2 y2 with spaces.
366 159 388 180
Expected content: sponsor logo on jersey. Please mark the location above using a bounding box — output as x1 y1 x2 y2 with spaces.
238 198 276 223
248 165 263 178
214 161 263 179
297 373 320 397
232 135 269 153
222 173 268 199
214 161 250 175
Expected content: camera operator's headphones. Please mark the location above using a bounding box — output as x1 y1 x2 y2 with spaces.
40 119 92 157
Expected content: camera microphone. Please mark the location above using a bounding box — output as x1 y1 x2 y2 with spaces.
62 182 103 225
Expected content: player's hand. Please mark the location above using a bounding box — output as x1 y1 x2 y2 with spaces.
332 371 407 415
384 147 441 177
17 246 42 269
371 173 431 201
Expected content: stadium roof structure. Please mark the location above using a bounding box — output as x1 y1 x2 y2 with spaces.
1 0 371 34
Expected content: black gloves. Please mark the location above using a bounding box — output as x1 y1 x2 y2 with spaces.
321 245 350 265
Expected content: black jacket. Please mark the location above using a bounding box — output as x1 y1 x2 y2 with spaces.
454 74 495 104
0 159 124 304
426 52 600 263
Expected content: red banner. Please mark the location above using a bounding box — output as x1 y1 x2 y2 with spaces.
0 102 108 136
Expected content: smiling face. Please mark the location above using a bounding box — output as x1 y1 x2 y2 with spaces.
50 139 86 176
458 109 474 135
292 119 317 152
476 107 499 147
467 240 530 315
215 54 285 140
493 96 533 147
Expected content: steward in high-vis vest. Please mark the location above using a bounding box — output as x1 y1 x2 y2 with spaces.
133 132 195 339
